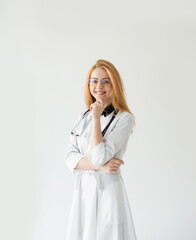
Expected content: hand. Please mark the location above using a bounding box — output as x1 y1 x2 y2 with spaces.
90 99 111 119
99 158 124 173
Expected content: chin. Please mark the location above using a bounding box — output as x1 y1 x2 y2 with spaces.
95 96 106 100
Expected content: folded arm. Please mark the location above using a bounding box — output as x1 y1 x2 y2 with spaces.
85 112 134 167
64 111 134 173
75 157 99 170
64 129 102 173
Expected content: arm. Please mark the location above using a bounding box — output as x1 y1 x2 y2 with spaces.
75 157 99 170
85 112 134 167
64 111 100 173
65 137 100 173
74 116 102 170
64 135 87 173
89 116 103 151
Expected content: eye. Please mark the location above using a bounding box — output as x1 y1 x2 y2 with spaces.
103 80 110 84
91 80 97 83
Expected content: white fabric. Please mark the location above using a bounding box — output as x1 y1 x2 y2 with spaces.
64 110 137 240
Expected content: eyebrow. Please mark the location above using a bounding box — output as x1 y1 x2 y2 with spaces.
90 77 110 80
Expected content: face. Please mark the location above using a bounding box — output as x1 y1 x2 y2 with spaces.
89 67 113 104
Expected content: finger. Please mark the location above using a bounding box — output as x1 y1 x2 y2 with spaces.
97 99 105 107
94 101 101 106
110 168 118 173
110 160 120 165
109 161 120 166
111 165 119 169
115 158 124 162
113 159 124 165
111 163 121 167
109 166 119 171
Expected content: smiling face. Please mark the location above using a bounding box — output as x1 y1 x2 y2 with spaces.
89 67 113 105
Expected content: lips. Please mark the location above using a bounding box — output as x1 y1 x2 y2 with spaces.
95 91 106 95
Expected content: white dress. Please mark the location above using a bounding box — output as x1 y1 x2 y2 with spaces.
64 109 137 240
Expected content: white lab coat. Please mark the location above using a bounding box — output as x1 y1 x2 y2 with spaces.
64 109 137 240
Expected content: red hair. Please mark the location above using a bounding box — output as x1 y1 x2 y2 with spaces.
84 59 136 133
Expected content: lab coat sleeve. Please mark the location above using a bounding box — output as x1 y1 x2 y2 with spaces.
85 112 134 167
64 111 86 174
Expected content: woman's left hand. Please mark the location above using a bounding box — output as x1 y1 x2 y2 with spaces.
99 158 124 173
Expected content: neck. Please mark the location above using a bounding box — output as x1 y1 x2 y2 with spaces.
105 101 112 107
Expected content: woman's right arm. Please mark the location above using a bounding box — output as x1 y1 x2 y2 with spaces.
65 111 105 173
74 111 124 172
85 112 134 167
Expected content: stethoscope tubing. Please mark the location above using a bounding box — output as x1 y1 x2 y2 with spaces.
71 109 118 137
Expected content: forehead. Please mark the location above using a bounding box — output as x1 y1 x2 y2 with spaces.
91 67 109 78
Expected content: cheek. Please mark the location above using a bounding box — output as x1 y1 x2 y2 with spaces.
106 87 112 94
90 87 95 95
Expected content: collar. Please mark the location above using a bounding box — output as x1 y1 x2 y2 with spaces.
101 103 115 117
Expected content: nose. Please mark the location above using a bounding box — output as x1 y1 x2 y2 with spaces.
96 81 104 89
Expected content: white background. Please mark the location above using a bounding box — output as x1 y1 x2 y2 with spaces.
0 0 196 239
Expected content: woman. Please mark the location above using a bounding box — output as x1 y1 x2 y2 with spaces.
64 59 137 240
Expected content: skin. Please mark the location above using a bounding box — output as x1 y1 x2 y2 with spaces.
75 67 124 173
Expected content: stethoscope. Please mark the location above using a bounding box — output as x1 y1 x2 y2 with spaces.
71 109 118 137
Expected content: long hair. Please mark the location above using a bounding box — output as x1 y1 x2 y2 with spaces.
84 59 136 133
